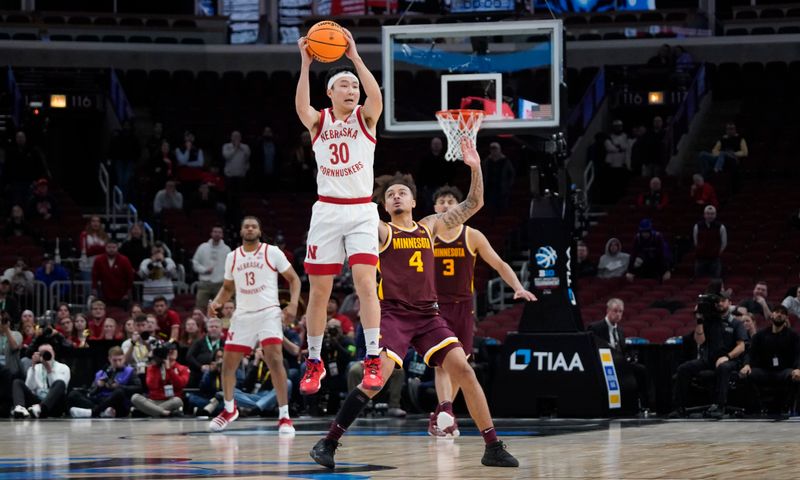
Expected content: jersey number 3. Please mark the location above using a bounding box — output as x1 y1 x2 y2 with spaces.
245 271 255 286
409 251 424 272
442 259 455 276
329 142 350 165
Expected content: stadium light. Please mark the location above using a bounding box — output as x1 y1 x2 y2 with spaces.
50 95 67 108
648 91 664 105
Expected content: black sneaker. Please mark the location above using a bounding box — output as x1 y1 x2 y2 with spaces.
310 438 339 469
481 441 519 467
705 404 724 420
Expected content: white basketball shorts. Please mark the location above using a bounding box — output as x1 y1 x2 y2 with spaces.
304 198 379 275
224 307 283 354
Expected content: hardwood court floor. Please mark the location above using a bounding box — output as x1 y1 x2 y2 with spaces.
1 416 799 479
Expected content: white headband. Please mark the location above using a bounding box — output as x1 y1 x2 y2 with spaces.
327 71 359 90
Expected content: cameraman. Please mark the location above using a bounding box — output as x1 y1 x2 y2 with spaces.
122 315 156 377
672 292 747 418
68 346 141 418
138 242 178 308
11 343 70 418
131 343 189 417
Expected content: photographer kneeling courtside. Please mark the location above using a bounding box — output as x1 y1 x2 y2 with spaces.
131 342 189 417
11 343 70 418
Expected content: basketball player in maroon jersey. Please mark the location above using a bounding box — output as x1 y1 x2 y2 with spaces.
295 29 384 395
429 185 537 437
310 138 518 469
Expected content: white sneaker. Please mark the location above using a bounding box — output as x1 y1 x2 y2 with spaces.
28 404 42 419
100 407 115 418
70 407 92 418
436 411 460 437
12 405 30 419
278 417 295 435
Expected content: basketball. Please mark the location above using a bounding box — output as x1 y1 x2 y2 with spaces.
306 21 348 63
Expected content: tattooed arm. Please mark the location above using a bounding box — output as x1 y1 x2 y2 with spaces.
419 138 484 237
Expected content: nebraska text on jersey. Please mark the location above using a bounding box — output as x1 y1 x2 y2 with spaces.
319 127 359 142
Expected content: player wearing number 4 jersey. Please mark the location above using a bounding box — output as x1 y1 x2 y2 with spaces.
429 185 537 437
310 138 519 470
296 29 384 395
207 217 301 434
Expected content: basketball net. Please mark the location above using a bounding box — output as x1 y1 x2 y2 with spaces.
435 109 484 162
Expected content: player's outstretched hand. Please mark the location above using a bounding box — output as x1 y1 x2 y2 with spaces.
460 137 480 169
514 289 537 302
297 36 313 65
342 28 358 60
208 301 222 319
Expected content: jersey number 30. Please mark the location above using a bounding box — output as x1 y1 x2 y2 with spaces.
329 142 350 165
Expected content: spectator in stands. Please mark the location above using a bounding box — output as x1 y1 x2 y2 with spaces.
597 238 630 279
290 131 316 191
188 182 224 215
587 298 650 412
254 126 278 184
68 345 141 418
647 44 673 67
692 205 727 278
641 116 667 177
123 318 136 340
79 215 108 282
92 240 135 309
152 296 180 342
739 306 800 412
152 180 184 215
122 314 154 375
20 317 34 350
55 303 70 323
139 243 178 307
185 317 224 387
109 120 140 199
220 301 235 334
636 177 669 210
0 311 23 381
738 281 772 317
3 205 32 240
3 131 48 206
576 241 598 278
11 343 70 418
148 140 175 193
2 258 34 298
483 142 515 214
602 120 630 202
178 317 202 350
119 223 149 273
187 348 225 416
87 300 107 339
131 343 189 417
34 254 69 290
57 316 80 348
327 297 354 337
192 226 230 309
98 318 122 341
780 286 800 318
697 122 748 178
222 130 250 187
741 313 757 339
73 314 89 348
190 308 207 331
671 292 747 418
0 278 20 326
234 347 292 417
626 219 671 282
175 131 205 170
690 174 718 208
25 178 59 221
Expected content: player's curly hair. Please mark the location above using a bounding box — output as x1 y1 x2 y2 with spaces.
325 66 358 90
375 172 417 205
432 185 464 203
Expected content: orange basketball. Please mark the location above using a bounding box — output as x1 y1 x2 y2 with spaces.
306 21 348 63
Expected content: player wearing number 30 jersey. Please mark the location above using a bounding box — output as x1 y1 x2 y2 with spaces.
296 31 384 395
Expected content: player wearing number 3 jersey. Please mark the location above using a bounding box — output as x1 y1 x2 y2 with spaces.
296 30 384 394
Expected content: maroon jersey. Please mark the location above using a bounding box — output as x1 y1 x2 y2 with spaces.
433 225 477 302
378 222 438 312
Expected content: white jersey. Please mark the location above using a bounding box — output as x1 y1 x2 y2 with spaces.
311 105 376 200
224 243 290 313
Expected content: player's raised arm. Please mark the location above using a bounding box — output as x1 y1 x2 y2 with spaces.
296 37 320 134
342 29 382 130
470 228 537 301
420 138 484 236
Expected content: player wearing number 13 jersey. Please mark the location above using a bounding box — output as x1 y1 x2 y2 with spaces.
296 32 384 395
310 138 519 470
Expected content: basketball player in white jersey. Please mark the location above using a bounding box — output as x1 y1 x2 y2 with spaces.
295 29 384 394
207 217 301 433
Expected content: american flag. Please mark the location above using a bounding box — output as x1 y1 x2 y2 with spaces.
524 103 553 120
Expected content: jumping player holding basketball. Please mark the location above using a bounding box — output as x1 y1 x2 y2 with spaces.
429 185 537 437
295 28 384 394
207 217 301 434
310 138 519 469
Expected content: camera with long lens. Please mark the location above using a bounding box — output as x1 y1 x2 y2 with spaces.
696 293 722 324
41 350 53 362
151 342 175 365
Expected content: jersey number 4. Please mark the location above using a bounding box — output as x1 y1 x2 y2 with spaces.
329 142 350 165
245 272 256 286
409 251 424 272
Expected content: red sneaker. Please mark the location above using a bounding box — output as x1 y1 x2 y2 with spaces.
427 412 445 437
208 405 239 432
300 359 327 395
278 417 295 435
362 356 383 391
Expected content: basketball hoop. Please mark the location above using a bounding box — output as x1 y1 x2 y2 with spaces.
435 109 484 162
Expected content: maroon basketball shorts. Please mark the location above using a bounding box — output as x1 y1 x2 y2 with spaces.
379 301 462 368
438 301 476 357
